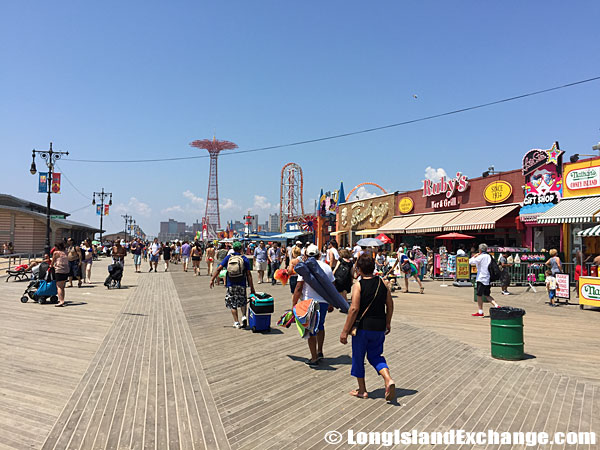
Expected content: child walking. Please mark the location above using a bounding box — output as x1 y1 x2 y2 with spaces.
545 270 557 307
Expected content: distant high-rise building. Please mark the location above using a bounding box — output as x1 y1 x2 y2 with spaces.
268 213 280 233
159 218 187 241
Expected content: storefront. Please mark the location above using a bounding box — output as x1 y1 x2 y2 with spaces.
336 193 396 246
377 169 524 249
518 142 564 251
537 156 600 261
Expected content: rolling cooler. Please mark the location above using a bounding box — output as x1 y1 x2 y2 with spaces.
248 292 274 333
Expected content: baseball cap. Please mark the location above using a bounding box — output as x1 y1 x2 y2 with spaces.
232 241 242 250
296 241 302 245
306 244 319 257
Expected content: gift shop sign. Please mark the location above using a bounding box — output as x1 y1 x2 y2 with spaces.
565 165 600 191
522 142 563 207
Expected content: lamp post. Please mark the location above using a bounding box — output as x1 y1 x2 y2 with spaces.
92 188 113 244
127 217 134 242
121 214 131 242
29 142 69 255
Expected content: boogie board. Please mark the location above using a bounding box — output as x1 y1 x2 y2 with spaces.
295 258 350 313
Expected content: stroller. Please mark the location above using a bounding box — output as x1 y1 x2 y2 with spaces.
104 262 123 289
20 262 58 304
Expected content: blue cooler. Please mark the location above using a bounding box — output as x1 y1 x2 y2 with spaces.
248 306 271 333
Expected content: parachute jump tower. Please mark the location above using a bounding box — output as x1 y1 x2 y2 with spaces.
280 162 305 231
190 137 238 239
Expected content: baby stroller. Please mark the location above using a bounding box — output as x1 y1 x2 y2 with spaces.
20 262 58 304
104 262 123 289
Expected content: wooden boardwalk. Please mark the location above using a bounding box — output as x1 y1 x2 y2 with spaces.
0 259 599 449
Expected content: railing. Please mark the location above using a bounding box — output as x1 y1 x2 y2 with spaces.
0 253 45 274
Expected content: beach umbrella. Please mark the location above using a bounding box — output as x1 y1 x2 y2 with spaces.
375 233 392 244
356 238 384 247
92 240 100 245
435 232 475 240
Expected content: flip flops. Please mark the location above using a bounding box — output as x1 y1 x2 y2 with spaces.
385 383 396 402
349 390 368 399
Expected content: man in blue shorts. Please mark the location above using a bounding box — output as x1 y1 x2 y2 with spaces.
292 244 335 366
149 238 160 272
210 241 256 329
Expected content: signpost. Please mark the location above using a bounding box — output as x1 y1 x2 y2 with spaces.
555 273 570 302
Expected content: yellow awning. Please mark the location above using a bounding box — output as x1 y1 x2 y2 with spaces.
442 204 519 231
405 211 461 234
330 230 347 236
355 228 379 236
377 215 423 234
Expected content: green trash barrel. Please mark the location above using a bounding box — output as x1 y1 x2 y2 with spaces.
490 307 526 360
248 257 254 271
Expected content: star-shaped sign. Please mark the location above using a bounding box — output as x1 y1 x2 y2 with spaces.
545 142 563 165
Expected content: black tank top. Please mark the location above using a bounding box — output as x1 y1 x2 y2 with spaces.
357 277 388 331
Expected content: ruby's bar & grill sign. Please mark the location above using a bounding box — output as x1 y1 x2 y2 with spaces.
422 172 469 210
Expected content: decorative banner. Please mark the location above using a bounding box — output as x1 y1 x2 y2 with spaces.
104 204 109 215
301 215 317 232
38 173 48 193
555 273 570 300
484 180 513 204
96 205 102 215
51 173 61 194
456 256 470 280
398 197 414 214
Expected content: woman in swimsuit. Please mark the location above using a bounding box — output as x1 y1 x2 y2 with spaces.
191 243 203 276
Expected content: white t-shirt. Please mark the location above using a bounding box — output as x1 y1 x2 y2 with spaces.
151 243 160 255
328 247 339 262
546 276 557 290
469 253 491 285
353 245 361 259
297 259 335 304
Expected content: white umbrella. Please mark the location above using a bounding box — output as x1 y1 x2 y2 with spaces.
356 238 384 247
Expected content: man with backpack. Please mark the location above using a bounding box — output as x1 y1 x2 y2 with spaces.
210 241 256 329
469 243 500 317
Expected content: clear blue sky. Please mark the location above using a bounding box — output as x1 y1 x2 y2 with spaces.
2 1 599 236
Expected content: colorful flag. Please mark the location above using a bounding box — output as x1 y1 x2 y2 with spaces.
96 205 102 215
104 204 109 215
51 173 61 194
38 173 48 193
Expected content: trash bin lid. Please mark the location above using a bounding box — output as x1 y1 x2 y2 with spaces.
490 306 526 319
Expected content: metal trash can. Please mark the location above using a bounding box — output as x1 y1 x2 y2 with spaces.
490 306 526 360
247 257 254 271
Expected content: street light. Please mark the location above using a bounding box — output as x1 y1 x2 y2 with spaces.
29 142 69 254
482 165 501 178
92 188 113 244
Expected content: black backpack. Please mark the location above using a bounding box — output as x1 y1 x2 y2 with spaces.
488 255 502 282
334 260 352 290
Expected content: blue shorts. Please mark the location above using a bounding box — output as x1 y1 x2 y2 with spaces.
133 254 142 265
351 329 388 378
310 302 329 336
150 254 159 263
548 289 556 300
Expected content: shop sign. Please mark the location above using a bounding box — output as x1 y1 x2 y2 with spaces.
484 180 512 204
456 256 470 280
422 172 469 198
340 198 391 228
398 197 414 214
579 277 600 307
431 197 458 209
565 165 600 191
556 273 570 300
521 142 563 210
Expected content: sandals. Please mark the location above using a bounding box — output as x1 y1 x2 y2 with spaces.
349 390 368 399
385 383 396 402
420 287 424 294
